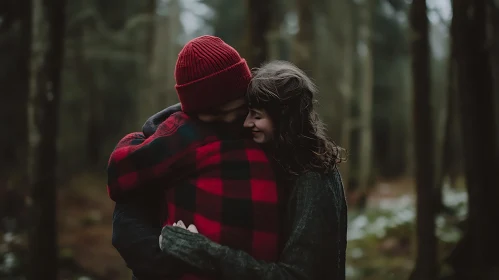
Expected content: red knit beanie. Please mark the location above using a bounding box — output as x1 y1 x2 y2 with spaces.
174 35 251 113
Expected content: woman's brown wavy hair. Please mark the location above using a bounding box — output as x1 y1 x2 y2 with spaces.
246 60 345 177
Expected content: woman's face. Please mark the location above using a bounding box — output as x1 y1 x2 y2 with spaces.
243 108 274 144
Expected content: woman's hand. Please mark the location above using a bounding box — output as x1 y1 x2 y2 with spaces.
158 220 198 249
157 223 221 272
173 220 198 233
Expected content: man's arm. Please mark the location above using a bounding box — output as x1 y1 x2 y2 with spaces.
111 104 186 278
159 170 347 280
107 111 195 201
112 188 193 279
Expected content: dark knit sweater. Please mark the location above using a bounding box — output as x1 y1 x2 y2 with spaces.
158 169 348 280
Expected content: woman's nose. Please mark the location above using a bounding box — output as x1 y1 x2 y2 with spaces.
243 115 253 128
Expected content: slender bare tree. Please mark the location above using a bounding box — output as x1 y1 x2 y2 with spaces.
27 0 66 278
409 0 438 279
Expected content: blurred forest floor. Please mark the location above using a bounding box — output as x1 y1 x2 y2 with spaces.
56 174 466 280
58 174 131 280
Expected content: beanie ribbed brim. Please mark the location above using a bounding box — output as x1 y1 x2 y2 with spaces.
175 59 251 113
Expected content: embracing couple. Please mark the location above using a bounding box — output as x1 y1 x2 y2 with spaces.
107 35 348 280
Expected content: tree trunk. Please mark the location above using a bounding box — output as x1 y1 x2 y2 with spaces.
149 15 173 106
356 0 374 208
0 0 30 187
73 24 104 166
138 0 178 117
292 0 314 74
489 0 499 140
136 0 160 127
447 0 499 279
409 0 438 279
27 0 66 278
265 0 285 62
165 0 180 104
441 50 461 189
403 55 415 178
433 56 454 213
432 71 448 213
336 0 354 191
246 0 272 68
311 0 353 191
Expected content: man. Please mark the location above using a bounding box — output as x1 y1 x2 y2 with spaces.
108 35 283 279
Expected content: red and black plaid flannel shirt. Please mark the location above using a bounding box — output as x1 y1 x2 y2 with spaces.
107 112 281 279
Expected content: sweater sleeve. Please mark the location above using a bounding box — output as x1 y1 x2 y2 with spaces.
159 169 347 280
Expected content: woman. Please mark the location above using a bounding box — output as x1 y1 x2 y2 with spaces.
160 60 348 280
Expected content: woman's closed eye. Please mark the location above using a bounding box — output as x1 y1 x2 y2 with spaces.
249 109 262 119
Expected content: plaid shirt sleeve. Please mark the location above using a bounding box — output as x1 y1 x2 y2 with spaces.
107 112 209 201
112 191 192 279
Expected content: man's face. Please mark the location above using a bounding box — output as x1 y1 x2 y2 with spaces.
197 98 248 123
